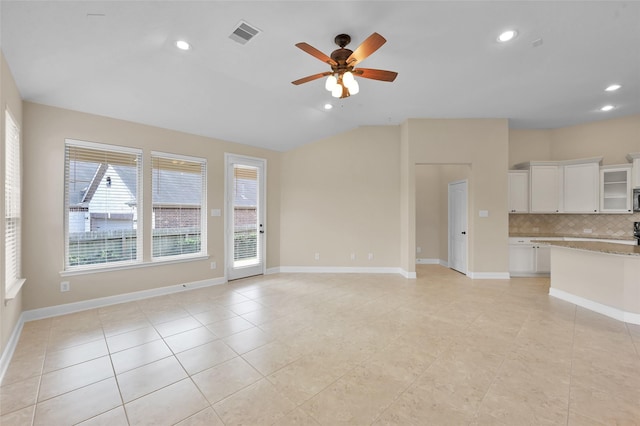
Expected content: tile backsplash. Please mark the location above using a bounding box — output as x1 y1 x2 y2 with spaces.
509 213 640 239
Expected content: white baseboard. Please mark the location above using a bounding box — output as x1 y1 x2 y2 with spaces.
0 312 26 385
1 277 227 383
466 272 510 280
277 266 406 275
416 258 449 267
549 288 640 325
22 277 227 323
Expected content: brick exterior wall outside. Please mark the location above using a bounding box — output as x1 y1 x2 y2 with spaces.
154 207 201 228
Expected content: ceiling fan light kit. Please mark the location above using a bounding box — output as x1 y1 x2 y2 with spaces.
292 32 398 99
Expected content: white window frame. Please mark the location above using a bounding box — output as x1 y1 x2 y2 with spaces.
151 151 207 262
63 139 143 272
5 108 25 299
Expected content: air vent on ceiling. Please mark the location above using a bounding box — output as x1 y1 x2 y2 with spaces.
229 21 260 45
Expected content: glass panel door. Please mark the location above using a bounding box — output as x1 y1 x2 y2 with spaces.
226 155 265 280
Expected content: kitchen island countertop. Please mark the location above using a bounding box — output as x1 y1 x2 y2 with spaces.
534 240 640 257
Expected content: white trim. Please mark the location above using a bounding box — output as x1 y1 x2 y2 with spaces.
416 258 440 264
400 269 417 279
0 312 25 384
65 138 143 154
549 287 640 325
1 276 226 384
5 278 26 300
466 272 510 280
267 266 415 279
224 153 267 281
277 266 408 275
60 255 209 277
22 277 227 322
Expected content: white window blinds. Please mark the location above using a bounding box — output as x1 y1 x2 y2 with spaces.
151 152 206 259
64 140 143 269
5 110 23 297
233 165 259 265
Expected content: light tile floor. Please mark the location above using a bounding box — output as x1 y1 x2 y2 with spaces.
1 265 640 425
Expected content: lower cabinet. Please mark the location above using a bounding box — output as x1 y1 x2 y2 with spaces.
509 238 552 276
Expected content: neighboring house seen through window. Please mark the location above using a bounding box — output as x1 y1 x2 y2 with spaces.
64 140 143 270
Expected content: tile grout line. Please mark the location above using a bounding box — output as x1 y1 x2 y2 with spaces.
566 304 577 426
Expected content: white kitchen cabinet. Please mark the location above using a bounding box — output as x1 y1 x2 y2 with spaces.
626 152 640 189
509 238 552 276
529 164 560 213
508 170 529 213
563 161 600 213
600 165 632 213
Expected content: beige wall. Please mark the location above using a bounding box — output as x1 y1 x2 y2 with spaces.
21 102 281 310
508 129 552 168
415 165 470 262
279 126 401 268
1 52 24 356
403 119 510 275
509 114 640 167
550 115 640 165
415 166 440 259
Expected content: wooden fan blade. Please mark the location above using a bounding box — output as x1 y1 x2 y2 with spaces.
353 68 398 82
291 72 332 85
295 42 338 66
346 33 386 65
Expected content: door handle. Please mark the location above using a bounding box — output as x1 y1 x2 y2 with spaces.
461 231 466 235
259 224 264 234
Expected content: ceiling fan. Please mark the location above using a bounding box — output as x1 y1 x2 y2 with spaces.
291 32 398 99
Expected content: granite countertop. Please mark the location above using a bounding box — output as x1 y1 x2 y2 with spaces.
535 240 640 257
509 233 634 242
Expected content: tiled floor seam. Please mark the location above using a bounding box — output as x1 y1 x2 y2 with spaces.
566 305 577 426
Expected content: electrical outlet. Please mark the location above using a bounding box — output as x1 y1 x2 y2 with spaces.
583 229 593 234
368 253 374 260
314 252 320 261
210 261 216 269
416 246 422 254
60 281 70 292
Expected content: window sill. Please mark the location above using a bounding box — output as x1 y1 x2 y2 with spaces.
5 278 26 301
60 254 209 277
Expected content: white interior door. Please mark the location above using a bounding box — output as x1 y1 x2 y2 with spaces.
226 154 266 280
448 180 468 274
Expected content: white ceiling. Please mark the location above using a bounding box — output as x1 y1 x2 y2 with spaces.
1 1 639 152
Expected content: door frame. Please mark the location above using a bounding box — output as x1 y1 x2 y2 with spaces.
448 179 468 275
224 153 267 281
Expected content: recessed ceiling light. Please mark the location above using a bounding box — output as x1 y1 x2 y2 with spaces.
176 40 191 50
497 30 518 43
324 103 333 110
600 105 615 112
605 84 621 92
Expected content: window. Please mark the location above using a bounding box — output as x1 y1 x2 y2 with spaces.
5 109 24 298
151 152 206 260
64 140 143 270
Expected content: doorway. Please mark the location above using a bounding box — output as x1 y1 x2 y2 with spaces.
225 154 266 280
448 180 468 274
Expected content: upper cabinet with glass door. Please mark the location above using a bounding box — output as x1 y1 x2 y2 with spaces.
600 165 632 213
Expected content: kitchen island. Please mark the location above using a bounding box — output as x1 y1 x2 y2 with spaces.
541 240 640 324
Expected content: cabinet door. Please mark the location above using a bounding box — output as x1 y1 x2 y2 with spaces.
509 245 535 273
633 158 640 189
534 245 551 273
508 171 529 213
600 167 632 213
563 162 599 213
530 165 560 213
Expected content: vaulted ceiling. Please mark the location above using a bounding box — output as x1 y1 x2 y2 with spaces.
1 1 639 151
